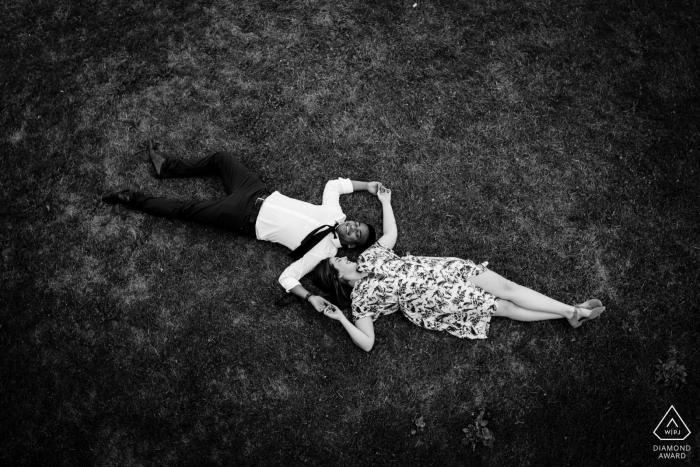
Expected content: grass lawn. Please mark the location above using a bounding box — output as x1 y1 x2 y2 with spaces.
1 0 698 465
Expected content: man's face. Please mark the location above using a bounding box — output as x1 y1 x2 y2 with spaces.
335 221 369 247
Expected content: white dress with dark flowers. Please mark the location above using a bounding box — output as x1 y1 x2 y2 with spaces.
351 242 499 339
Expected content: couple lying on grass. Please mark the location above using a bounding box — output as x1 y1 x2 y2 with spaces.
312 186 604 351
102 144 604 352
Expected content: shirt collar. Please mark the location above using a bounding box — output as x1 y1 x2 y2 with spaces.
330 236 343 249
331 218 346 249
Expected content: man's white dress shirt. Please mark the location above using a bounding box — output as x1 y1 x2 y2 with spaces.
255 178 354 291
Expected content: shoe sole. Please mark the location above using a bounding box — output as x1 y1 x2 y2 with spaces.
146 139 163 177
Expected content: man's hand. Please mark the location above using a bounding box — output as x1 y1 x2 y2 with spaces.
366 181 383 195
308 295 332 312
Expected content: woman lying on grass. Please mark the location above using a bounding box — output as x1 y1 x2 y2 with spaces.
312 186 605 352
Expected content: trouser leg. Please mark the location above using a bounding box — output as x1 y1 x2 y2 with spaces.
130 192 255 235
159 151 267 196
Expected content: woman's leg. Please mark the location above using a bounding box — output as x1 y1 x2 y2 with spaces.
468 270 588 320
492 299 565 321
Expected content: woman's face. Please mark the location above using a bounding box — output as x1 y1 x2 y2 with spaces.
331 256 357 278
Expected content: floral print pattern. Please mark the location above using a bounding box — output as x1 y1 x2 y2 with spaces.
351 242 499 339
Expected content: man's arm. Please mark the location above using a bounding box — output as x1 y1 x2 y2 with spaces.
278 250 334 312
350 180 382 195
322 178 382 207
288 284 332 312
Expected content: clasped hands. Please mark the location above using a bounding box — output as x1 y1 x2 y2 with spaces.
367 182 391 204
308 295 345 320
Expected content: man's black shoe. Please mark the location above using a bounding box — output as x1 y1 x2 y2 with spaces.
146 139 165 177
102 189 135 205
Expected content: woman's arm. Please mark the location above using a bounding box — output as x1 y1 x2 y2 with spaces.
376 187 397 250
324 307 375 352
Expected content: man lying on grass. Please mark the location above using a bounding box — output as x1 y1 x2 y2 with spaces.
313 186 605 351
102 140 379 311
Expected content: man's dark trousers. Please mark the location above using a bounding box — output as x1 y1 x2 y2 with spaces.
131 152 268 235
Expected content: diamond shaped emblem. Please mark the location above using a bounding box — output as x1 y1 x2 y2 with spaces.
654 406 691 441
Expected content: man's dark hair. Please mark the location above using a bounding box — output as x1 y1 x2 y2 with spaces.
362 224 376 249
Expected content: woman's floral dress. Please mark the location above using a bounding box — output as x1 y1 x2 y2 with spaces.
351 242 500 339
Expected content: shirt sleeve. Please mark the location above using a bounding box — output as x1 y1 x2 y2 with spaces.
351 280 400 322
352 299 375 321
278 244 337 292
357 241 397 273
322 178 354 207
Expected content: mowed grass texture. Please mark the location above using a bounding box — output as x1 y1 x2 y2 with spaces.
2 0 699 465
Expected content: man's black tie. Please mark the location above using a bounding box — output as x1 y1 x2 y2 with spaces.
289 223 338 260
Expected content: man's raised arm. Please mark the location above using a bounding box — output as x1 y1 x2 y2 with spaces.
350 180 382 195
322 178 382 207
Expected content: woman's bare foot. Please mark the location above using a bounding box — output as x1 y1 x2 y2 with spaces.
579 299 603 309
567 305 584 328
568 301 605 328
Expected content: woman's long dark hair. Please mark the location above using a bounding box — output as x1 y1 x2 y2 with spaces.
312 258 353 308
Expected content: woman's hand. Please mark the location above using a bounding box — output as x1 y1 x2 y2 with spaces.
323 304 346 321
377 185 392 204
324 307 376 352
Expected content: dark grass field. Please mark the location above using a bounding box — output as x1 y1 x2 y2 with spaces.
2 0 699 465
